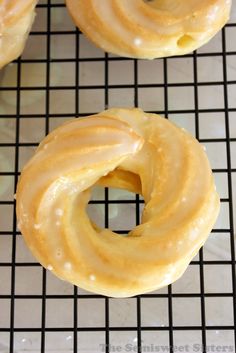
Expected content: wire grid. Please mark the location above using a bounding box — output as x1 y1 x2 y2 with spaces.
0 1 236 352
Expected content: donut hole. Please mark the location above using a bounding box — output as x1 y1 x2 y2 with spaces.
88 187 142 234
177 34 195 49
87 170 143 235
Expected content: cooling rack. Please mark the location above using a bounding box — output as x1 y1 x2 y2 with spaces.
0 1 236 353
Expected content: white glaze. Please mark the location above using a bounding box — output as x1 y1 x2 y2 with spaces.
55 208 64 217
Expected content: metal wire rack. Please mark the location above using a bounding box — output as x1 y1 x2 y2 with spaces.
0 1 236 352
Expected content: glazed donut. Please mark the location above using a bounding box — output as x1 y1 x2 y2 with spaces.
0 0 37 69
65 0 231 59
16 108 220 297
